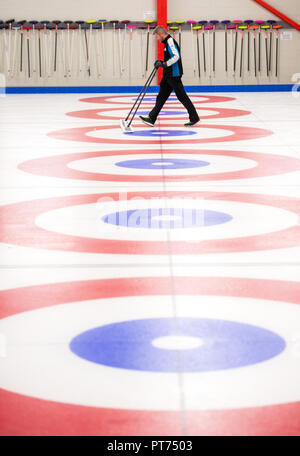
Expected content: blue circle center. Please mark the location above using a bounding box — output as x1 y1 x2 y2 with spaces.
125 129 197 137
115 158 210 170
133 97 178 102
101 208 232 229
138 110 184 116
69 318 286 373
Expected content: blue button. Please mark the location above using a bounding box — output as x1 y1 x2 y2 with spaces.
101 207 232 229
125 129 197 137
133 97 178 102
138 110 184 116
115 158 210 170
70 318 286 373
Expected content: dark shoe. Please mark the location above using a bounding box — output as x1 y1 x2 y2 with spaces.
184 118 200 127
139 115 155 127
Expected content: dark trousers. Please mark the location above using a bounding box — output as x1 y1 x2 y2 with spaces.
149 76 199 123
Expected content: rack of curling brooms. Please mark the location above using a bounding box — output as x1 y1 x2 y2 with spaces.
0 19 289 81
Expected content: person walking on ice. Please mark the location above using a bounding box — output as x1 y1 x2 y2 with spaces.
139 25 200 127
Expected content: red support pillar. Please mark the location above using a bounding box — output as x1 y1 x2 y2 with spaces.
157 0 167 84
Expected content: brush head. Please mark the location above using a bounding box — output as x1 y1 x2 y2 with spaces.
120 119 133 133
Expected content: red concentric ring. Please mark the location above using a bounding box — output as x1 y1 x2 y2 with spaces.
18 149 300 183
0 191 299 254
1 276 300 436
47 124 273 145
66 106 252 121
78 94 237 105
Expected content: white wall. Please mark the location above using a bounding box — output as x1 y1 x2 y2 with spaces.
1 0 300 87
2 0 299 23
168 0 300 22
1 0 156 21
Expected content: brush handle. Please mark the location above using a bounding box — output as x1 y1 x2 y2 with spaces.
233 26 238 72
202 32 206 72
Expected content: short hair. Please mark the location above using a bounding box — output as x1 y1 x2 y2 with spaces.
152 25 167 35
